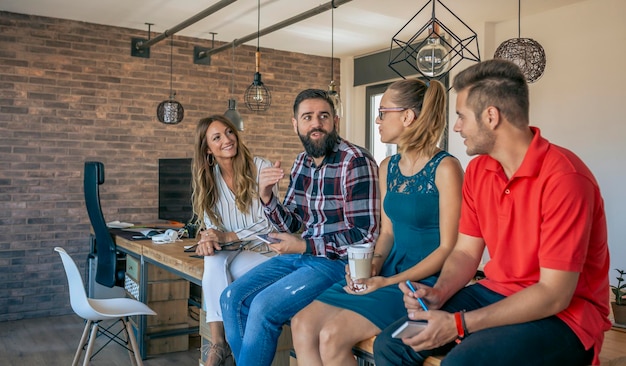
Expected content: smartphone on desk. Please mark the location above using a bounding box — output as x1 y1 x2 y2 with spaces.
184 244 197 252
392 320 428 338
256 234 281 244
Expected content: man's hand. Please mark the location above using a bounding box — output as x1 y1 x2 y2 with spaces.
399 309 459 352
266 232 306 254
399 281 447 316
259 161 284 204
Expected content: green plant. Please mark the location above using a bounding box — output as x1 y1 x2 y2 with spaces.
612 269 626 306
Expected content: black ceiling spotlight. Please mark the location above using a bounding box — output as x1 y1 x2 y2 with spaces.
244 0 271 112
131 0 238 58
494 0 546 83
156 39 184 125
193 32 216 66
388 0 480 81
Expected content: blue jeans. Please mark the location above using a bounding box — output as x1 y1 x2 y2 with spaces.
374 284 593 366
220 254 346 366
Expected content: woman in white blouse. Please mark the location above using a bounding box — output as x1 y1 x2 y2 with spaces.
191 115 277 366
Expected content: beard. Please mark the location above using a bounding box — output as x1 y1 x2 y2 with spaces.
466 121 496 156
298 127 339 158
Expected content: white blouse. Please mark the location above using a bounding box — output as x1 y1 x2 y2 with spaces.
203 156 276 245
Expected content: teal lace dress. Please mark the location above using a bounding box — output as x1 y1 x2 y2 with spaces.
316 150 452 330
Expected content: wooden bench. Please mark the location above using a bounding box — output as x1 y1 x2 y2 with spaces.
288 335 443 365
353 336 444 366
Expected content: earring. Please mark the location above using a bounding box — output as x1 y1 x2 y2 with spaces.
207 154 215 167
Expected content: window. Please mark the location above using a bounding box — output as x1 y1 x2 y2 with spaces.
365 83 396 165
364 78 450 165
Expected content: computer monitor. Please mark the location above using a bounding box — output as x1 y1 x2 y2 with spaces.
158 158 194 225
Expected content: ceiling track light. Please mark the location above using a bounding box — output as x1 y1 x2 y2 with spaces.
131 0 238 58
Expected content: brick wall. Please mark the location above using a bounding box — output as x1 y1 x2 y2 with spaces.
0 11 341 321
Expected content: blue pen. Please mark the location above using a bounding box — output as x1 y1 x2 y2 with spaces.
406 280 429 311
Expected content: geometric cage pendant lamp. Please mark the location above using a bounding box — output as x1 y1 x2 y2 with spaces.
388 0 480 81
157 38 184 124
494 0 546 83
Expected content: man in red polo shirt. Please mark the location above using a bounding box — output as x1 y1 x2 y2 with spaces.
374 59 611 365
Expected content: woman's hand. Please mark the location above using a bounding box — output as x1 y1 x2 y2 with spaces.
344 275 389 295
195 229 223 256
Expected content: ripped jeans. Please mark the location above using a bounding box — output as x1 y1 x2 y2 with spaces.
220 254 346 366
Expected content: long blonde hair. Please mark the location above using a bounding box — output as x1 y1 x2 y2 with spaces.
191 115 257 229
388 79 447 157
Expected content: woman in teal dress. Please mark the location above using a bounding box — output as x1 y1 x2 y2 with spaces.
291 78 464 366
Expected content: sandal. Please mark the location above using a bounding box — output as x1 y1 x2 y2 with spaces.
205 342 234 366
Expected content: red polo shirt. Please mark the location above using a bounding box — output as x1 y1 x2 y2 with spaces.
459 127 610 364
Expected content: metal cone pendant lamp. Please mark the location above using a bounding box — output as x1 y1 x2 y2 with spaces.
494 0 546 83
157 39 184 124
224 43 244 130
244 0 271 112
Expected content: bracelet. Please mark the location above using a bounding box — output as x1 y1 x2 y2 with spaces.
454 311 465 343
460 310 470 337
373 253 383 258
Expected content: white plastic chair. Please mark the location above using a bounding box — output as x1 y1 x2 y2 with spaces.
55 247 156 366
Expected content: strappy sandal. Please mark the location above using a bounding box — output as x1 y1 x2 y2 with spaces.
205 342 234 366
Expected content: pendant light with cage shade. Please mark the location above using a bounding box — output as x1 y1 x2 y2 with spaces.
244 0 271 112
493 0 546 83
224 43 244 130
327 1 343 119
388 0 480 81
157 38 184 124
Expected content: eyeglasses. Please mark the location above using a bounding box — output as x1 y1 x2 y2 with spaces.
378 107 407 120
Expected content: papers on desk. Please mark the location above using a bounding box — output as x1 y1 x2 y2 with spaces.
122 227 163 238
106 220 134 229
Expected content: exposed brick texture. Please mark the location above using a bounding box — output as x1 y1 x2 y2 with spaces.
0 11 341 321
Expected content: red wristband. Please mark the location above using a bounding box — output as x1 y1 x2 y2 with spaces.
454 312 465 343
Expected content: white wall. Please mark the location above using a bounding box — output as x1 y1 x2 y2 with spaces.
344 0 626 284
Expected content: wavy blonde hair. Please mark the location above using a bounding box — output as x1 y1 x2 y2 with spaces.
191 115 257 229
387 79 447 157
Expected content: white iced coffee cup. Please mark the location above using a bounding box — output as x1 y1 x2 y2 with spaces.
347 244 374 291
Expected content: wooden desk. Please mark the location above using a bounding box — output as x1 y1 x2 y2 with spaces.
112 234 204 358
115 234 204 285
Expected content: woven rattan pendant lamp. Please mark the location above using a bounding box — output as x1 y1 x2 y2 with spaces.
494 0 546 83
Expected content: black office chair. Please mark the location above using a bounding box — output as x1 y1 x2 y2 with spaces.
84 161 125 288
